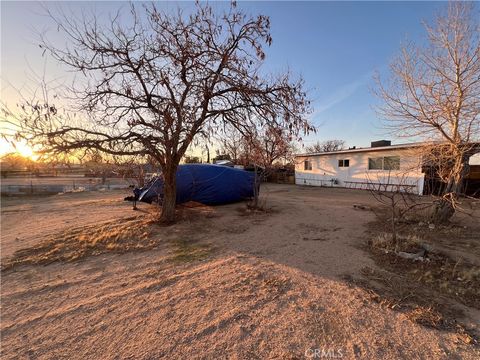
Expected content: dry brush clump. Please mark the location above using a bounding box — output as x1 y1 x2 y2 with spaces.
367 232 480 305
354 266 479 345
364 210 480 344
369 232 426 254
369 229 480 297
367 172 435 250
238 202 277 218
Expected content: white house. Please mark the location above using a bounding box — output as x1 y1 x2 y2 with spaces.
295 141 426 195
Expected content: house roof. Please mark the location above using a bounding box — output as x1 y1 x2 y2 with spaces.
295 142 427 157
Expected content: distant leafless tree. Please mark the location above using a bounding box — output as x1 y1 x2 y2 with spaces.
202 144 211 164
217 122 296 168
374 2 480 223
216 121 296 210
246 125 297 209
247 126 294 168
4 2 313 223
305 139 346 153
111 155 155 188
183 155 201 164
0 153 37 173
216 125 245 164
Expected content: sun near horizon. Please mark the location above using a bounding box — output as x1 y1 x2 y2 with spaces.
0 138 38 160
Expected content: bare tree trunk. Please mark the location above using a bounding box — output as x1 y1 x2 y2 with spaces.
391 197 397 249
138 165 145 187
160 164 177 224
432 199 455 224
431 154 470 223
252 164 259 208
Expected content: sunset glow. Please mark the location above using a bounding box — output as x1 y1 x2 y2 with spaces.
0 138 38 160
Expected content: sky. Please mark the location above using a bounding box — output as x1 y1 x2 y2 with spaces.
1 1 447 155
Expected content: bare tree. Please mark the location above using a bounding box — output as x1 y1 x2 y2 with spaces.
202 144 211 164
374 2 480 223
183 155 201 164
305 139 346 153
82 151 110 184
215 122 296 210
367 172 431 249
251 126 294 168
216 122 296 168
112 155 155 188
5 2 313 223
0 153 37 175
216 125 245 164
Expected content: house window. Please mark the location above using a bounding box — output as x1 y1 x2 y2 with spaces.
304 160 313 171
384 156 400 170
368 157 383 170
338 159 350 167
368 156 400 170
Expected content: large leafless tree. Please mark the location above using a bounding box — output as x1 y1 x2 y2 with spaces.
374 2 480 223
8 2 313 223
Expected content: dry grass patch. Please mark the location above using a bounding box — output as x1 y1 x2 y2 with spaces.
344 267 478 346
175 202 218 221
2 215 160 271
369 232 425 253
2 202 222 271
169 238 214 263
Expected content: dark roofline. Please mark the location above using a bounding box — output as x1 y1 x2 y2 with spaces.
295 142 427 157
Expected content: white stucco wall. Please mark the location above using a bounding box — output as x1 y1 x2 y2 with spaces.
470 152 480 165
295 148 425 195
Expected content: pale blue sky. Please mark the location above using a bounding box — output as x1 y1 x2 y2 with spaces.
1 1 446 150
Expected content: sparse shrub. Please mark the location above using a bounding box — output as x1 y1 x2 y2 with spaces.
369 232 424 253
368 172 433 249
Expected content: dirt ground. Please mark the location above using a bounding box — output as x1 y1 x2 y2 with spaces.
1 191 133 259
1 184 479 359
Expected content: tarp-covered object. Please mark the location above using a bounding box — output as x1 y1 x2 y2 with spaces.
133 164 255 205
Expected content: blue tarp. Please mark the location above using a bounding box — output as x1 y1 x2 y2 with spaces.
133 164 256 205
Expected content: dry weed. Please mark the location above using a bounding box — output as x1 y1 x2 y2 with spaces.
369 232 425 253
